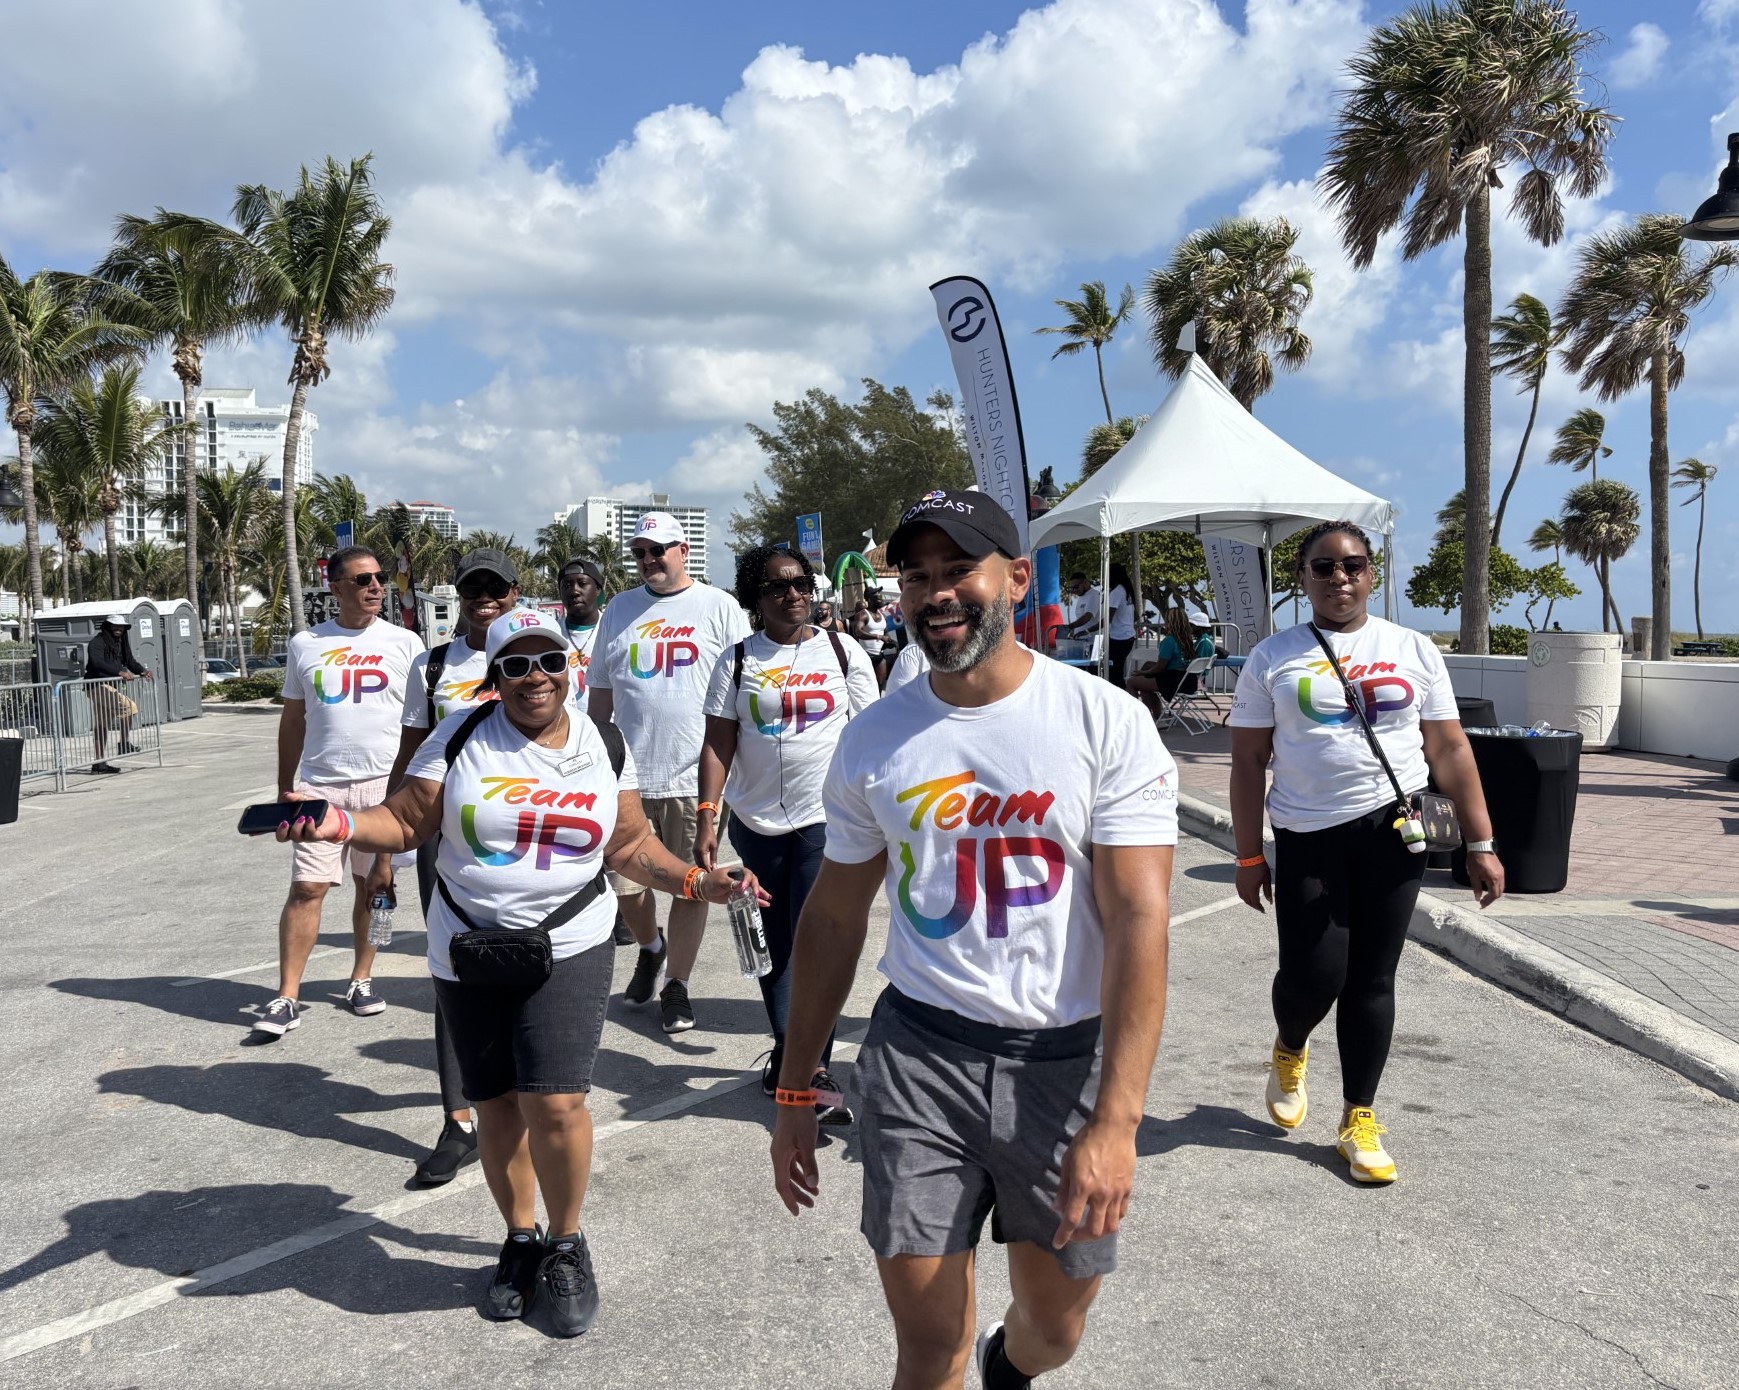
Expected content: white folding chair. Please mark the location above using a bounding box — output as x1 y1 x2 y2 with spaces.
1155 656 1216 735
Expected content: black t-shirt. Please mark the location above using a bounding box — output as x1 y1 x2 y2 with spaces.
85 632 146 679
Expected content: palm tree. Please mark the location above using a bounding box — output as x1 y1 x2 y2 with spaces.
0 255 148 636
1546 407 1612 480
1488 293 1559 549
1435 488 1467 545
1036 281 1135 425
33 363 187 600
1322 0 1612 656
1527 518 1566 627
1557 214 1738 659
30 437 105 605
227 155 395 636
157 460 274 673
1671 458 1718 641
308 472 369 543
96 213 248 616
535 519 583 583
1560 479 1640 635
1144 217 1313 410
1080 417 1141 481
571 532 632 599
121 539 183 599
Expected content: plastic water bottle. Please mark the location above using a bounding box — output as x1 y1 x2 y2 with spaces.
368 887 395 947
727 869 772 978
1526 720 1551 737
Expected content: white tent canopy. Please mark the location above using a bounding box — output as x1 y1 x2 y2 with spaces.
1028 353 1396 552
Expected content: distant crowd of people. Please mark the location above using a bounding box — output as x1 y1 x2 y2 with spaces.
259 495 1503 1382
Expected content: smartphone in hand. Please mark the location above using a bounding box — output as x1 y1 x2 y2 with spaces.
237 799 330 837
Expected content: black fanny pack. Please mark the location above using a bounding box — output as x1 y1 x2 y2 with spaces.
439 875 604 990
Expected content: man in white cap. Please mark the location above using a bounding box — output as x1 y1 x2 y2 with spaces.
83 613 154 774
589 510 748 1033
257 544 423 1039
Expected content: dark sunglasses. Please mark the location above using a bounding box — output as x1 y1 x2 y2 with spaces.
1307 556 1370 579
630 542 670 561
760 576 815 598
496 651 569 680
343 571 387 588
457 575 514 600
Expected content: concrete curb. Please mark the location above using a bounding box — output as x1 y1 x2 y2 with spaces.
1176 791 1739 1102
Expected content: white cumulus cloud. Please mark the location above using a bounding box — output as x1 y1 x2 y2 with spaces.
1608 23 1669 90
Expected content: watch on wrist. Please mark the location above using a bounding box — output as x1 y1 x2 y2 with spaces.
1465 839 1496 854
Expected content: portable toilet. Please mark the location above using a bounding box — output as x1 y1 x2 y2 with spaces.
32 598 167 734
151 598 202 721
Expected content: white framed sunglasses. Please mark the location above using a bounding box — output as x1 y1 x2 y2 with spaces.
496 651 569 680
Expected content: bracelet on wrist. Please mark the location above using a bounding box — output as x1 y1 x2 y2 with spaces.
333 808 354 844
775 1088 818 1108
681 865 705 901
1236 854 1266 868
697 801 720 819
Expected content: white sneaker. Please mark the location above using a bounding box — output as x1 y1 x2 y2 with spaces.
1337 1107 1398 1184
1264 1039 1309 1129
975 1321 1006 1389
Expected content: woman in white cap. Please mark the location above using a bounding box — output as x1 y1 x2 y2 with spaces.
1126 607 1212 710
280 607 765 1337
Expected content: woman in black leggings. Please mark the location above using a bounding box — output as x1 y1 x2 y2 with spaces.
1226 520 1503 1183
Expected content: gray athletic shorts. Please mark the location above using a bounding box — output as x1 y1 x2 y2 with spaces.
855 987 1116 1280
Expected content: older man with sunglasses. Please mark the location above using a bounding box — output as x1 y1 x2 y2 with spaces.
255 545 424 1039
589 511 749 1033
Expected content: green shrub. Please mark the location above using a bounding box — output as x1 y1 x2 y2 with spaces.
210 671 285 703
1488 624 1528 656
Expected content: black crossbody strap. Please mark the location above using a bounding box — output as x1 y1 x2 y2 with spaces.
824 627 850 681
1307 623 1410 814
443 700 497 767
731 639 746 690
423 641 453 725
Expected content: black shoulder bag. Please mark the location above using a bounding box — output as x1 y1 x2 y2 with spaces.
1307 624 1461 852
438 705 628 990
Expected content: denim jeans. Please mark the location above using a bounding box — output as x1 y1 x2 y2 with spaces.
727 815 833 1068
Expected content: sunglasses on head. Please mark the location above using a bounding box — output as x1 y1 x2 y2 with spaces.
343 570 386 589
630 542 670 561
1307 555 1371 579
496 650 569 680
760 576 815 598
457 575 514 600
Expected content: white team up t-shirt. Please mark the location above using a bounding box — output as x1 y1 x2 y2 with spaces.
282 619 424 784
703 629 879 834
588 583 750 798
402 638 493 730
884 642 929 696
564 620 599 704
408 705 638 981
1228 617 1458 834
825 653 1179 1031
1107 585 1137 641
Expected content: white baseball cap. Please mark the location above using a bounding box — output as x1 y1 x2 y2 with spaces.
1186 610 1212 628
632 511 686 547
483 607 568 666
103 613 131 628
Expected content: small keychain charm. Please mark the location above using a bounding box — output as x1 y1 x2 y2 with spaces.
1395 811 1427 854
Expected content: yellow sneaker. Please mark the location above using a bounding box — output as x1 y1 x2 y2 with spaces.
1337 1107 1397 1184
1264 1040 1309 1129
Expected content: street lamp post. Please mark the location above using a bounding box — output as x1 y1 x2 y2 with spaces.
1684 133 1739 242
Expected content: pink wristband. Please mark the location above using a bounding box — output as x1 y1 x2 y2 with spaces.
333 808 354 843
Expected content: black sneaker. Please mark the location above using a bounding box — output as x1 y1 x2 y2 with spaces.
813 1066 854 1127
976 1321 1014 1389
483 1228 543 1320
117 739 139 754
538 1233 599 1338
623 940 667 1005
90 761 122 775
413 1118 478 1186
611 912 635 946
758 1045 783 1098
659 979 694 1034
253 996 300 1036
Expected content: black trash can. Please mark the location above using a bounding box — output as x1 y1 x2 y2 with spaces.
1455 696 1497 730
1452 730 1583 893
0 736 22 826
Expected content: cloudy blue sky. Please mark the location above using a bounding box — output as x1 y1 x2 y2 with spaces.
3 0 1737 630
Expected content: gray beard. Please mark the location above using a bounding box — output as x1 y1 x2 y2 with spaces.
916 593 1011 673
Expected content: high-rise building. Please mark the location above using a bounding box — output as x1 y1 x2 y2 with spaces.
401 501 461 540
553 493 711 582
120 388 318 545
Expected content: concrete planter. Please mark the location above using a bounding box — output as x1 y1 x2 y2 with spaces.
1526 632 1623 749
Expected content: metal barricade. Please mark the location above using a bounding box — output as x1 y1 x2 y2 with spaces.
0 682 62 789
53 676 165 779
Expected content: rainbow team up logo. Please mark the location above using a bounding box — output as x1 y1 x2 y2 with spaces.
629 620 700 679
749 667 834 736
1296 657 1416 726
893 770 1065 941
313 647 389 703
461 778 603 870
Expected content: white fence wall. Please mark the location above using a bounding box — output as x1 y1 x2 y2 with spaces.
1445 653 1739 761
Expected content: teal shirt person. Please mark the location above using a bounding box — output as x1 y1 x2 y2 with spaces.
1156 631 1217 671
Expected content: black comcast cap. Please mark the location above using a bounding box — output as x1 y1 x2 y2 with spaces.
886 489 1021 567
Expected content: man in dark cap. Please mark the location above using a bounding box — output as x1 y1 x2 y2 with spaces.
84 613 154 774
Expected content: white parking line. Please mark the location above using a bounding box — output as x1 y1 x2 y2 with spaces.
1170 896 1243 926
0 1033 865 1363
219 785 282 811
170 947 346 988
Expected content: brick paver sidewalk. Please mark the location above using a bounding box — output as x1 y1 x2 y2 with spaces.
1162 718 1739 1045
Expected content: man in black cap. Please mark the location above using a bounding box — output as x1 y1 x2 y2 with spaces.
771 489 1177 1390
84 613 154 774
387 545 522 1184
557 555 606 704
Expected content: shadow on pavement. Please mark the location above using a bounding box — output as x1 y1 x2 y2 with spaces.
97 1061 439 1161
0 1182 493 1315
1136 1104 1362 1185
50 971 435 1032
1182 862 1237 884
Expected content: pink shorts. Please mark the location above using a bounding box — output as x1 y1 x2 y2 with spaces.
290 776 393 885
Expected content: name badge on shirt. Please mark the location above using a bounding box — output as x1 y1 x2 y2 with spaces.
557 752 594 777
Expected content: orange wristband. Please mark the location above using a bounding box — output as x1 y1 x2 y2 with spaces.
775 1088 817 1108
1236 854 1266 868
697 801 720 819
681 865 705 900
